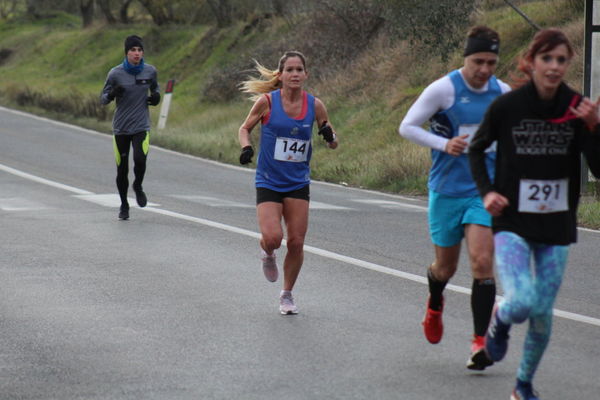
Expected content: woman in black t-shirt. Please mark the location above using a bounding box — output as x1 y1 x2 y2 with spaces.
469 29 600 400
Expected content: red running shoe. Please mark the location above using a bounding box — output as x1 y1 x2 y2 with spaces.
422 296 443 344
467 335 494 370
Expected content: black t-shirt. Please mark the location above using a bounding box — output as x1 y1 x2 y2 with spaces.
469 82 600 245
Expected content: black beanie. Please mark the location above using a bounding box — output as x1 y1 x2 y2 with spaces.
124 35 144 54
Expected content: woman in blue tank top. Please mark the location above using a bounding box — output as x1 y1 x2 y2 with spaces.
237 51 339 315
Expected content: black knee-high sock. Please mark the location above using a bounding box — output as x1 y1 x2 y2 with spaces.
427 267 448 311
471 278 496 337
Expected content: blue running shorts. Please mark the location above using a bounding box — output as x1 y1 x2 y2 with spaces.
428 190 491 247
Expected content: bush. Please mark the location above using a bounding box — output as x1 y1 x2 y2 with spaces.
12 86 110 121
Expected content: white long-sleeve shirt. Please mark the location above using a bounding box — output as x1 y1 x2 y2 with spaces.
399 70 511 151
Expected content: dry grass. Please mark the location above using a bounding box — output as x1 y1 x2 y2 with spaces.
577 198 600 230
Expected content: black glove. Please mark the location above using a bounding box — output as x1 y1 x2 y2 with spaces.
147 91 161 106
318 121 335 143
239 146 254 165
108 85 124 100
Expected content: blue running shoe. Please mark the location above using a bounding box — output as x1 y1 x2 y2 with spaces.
485 304 511 362
511 379 540 400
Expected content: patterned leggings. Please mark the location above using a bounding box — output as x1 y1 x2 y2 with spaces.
494 231 569 383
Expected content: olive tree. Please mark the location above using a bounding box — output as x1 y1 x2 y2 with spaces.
382 0 478 60
137 0 174 25
0 0 21 19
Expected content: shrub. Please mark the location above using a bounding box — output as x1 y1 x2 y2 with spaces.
12 86 110 121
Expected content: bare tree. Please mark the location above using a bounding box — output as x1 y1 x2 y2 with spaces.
138 0 171 25
319 0 386 43
119 0 132 23
80 0 94 27
97 0 117 23
206 0 231 27
0 0 19 19
271 0 284 16
383 0 477 61
26 0 40 19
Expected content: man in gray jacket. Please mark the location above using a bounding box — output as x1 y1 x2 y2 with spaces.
101 35 160 220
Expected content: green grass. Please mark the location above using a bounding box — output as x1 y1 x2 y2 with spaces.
577 199 600 230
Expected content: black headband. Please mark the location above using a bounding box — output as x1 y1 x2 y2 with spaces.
463 37 499 57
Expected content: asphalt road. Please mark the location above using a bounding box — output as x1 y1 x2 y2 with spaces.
0 106 599 399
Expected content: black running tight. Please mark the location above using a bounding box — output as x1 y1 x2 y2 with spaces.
113 131 149 206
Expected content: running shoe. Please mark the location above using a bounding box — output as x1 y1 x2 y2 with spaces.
485 304 511 362
279 292 298 315
119 204 129 220
511 379 540 400
134 187 147 208
261 250 278 282
422 295 443 344
467 334 494 370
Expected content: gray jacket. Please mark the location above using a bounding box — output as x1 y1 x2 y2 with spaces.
100 63 159 135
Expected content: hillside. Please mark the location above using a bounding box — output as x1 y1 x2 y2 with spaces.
0 0 586 196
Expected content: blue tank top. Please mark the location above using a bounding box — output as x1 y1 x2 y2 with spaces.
428 70 501 197
256 89 315 191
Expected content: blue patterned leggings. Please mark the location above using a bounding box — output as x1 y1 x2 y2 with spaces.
494 231 569 383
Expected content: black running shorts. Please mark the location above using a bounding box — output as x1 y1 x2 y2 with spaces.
256 185 310 205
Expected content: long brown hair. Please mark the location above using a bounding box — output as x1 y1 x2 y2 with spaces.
239 51 307 100
512 28 574 87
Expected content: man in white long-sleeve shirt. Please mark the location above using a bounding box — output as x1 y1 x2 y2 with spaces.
399 25 511 371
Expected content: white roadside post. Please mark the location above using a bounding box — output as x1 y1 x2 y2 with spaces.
157 79 175 130
584 0 600 185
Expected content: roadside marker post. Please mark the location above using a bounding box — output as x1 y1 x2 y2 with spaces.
583 1 600 185
157 79 175 130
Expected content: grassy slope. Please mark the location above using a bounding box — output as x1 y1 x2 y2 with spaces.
1 1 598 227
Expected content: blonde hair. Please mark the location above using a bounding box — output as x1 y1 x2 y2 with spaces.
239 51 307 101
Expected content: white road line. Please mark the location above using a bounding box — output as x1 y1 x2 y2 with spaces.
309 201 352 210
145 207 600 327
0 164 92 195
578 227 600 234
0 104 596 228
76 193 160 208
170 195 350 210
145 206 262 239
1 161 598 327
171 195 252 208
352 199 427 212
0 161 595 322
0 197 49 211
0 105 255 174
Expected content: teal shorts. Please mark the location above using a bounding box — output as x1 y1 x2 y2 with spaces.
428 190 491 247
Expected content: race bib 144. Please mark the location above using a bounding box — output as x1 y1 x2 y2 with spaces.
274 137 309 162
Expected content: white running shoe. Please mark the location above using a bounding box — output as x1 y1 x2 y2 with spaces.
261 250 278 282
279 292 298 315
